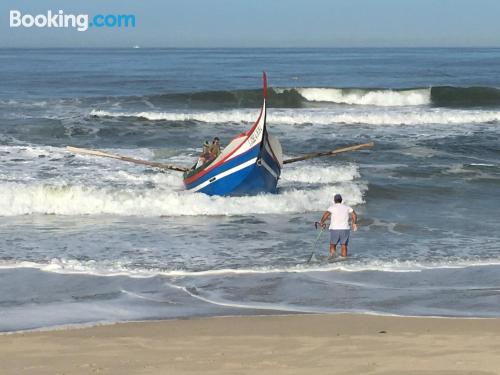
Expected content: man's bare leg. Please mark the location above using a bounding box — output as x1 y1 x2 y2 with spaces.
329 244 336 258
340 244 348 257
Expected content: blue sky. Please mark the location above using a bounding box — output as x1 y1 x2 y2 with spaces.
2 0 500 48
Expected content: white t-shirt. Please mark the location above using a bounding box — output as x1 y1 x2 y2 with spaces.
327 203 353 230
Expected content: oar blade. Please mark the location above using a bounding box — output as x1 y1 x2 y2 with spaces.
66 146 188 172
66 146 119 159
283 142 374 164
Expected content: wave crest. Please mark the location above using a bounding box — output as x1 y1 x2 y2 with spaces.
148 86 500 108
296 88 431 106
0 179 365 217
90 108 500 126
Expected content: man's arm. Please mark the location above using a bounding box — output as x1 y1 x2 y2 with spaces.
351 210 358 231
319 211 331 229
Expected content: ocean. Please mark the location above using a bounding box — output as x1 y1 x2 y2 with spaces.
1 48 499 332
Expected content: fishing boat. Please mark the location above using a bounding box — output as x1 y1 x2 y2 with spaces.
182 72 283 196
66 73 373 197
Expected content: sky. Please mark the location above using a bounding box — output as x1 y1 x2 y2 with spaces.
1 0 500 48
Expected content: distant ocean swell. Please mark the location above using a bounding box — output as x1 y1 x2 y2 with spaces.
148 86 500 107
4 86 500 109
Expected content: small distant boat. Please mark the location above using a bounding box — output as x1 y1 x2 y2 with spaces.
133 45 140 49
183 72 283 196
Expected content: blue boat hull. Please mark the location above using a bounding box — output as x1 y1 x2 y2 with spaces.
183 72 282 196
185 140 281 196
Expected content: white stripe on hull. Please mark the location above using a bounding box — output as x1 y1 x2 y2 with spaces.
188 157 258 192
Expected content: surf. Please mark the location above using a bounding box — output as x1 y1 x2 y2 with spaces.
83 85 500 110
0 158 365 217
295 87 431 106
2 257 500 278
90 107 500 126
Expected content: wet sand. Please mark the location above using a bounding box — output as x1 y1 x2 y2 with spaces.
1 314 499 374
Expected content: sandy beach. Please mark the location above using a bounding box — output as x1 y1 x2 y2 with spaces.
1 314 499 374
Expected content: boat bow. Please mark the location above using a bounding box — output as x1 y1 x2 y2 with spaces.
183 72 282 196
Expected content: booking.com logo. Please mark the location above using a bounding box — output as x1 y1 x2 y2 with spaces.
9 10 136 32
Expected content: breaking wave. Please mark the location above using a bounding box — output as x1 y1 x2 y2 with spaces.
90 108 500 126
295 87 431 106
282 164 360 184
4 86 500 112
146 85 500 108
295 86 500 107
0 164 365 216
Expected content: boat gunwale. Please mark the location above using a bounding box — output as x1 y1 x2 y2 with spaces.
183 101 266 185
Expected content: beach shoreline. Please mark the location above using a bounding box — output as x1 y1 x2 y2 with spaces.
1 313 499 374
2 48 500 334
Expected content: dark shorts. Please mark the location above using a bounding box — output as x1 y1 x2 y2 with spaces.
330 229 350 245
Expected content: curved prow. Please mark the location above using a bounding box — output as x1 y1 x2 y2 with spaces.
183 72 280 196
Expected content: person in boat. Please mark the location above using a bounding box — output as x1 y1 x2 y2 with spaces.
318 194 358 258
209 137 221 160
195 141 212 169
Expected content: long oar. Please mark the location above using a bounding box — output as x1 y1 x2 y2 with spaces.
283 142 374 165
66 146 189 172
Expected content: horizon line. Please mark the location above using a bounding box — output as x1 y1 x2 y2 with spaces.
2 46 500 49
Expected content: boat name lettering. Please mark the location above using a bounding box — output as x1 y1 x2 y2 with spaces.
247 125 263 146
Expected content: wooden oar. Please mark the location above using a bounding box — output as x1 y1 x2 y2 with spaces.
283 142 374 165
66 146 189 172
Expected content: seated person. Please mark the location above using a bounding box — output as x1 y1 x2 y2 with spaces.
195 141 212 169
209 137 221 159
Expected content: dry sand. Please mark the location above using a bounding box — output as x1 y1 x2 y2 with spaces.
1 314 499 374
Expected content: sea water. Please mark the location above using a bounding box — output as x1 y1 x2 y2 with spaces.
1 48 500 332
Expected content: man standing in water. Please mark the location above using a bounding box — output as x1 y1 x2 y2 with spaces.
319 194 358 258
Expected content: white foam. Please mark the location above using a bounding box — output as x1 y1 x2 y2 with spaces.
90 109 243 123
297 88 431 106
0 145 365 218
0 144 66 158
0 180 364 217
0 142 366 218
469 163 496 167
90 108 500 126
0 144 187 189
1 257 499 279
282 164 359 184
